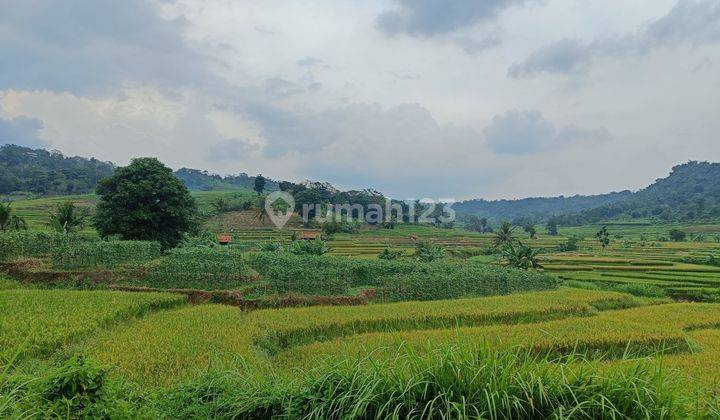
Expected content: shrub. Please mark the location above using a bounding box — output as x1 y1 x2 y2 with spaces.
414 240 445 262
500 242 542 269
378 247 403 260
680 255 720 267
259 242 285 252
37 356 107 415
611 283 667 298
288 238 328 255
556 236 581 252
669 229 687 242
0 232 95 261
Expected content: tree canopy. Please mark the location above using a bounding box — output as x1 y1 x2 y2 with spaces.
94 158 196 248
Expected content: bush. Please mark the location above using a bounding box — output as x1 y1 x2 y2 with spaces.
288 238 328 255
0 232 95 261
259 242 285 252
556 236 581 252
37 356 107 414
669 229 687 242
378 248 403 260
680 254 720 267
414 240 445 262
611 283 666 298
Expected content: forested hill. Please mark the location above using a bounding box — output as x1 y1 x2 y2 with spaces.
0 144 115 195
457 161 720 224
454 191 633 224
558 161 720 224
0 144 277 195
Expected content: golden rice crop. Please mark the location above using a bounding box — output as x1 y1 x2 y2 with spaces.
0 289 185 358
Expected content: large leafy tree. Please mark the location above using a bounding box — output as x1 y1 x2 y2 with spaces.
254 174 266 195
94 158 196 248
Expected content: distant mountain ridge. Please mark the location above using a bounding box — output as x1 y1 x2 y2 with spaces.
454 191 633 224
555 161 720 224
2 144 718 223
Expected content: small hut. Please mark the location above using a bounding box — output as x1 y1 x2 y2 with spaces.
299 230 320 241
218 234 232 245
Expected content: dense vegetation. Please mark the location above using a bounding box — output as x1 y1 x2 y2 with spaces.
94 158 196 248
0 144 277 195
0 144 114 195
174 168 279 192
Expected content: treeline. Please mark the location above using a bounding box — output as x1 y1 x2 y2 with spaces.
0 144 115 195
0 144 280 195
174 168 279 192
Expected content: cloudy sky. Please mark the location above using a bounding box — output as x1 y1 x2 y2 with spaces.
1 0 719 200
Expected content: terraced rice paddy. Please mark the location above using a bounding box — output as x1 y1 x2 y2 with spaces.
3 286 719 408
224 222 720 299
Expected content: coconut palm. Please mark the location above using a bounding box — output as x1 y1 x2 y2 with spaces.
0 202 27 232
48 201 90 234
493 221 516 247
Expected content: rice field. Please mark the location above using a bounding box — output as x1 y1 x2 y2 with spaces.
0 289 185 358
4 204 720 416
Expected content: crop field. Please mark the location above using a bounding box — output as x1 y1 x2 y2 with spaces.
3 196 720 416
2 284 720 417
0 289 184 358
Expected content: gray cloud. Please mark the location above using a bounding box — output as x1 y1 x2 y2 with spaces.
377 0 525 37
240 101 492 197
0 0 212 95
263 78 306 99
206 139 260 162
0 115 46 148
510 0 720 78
484 110 610 155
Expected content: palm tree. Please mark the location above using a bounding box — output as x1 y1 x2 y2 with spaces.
501 242 543 269
493 221 516 247
48 201 90 234
0 202 27 232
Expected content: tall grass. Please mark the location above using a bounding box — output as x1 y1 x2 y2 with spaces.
154 345 688 419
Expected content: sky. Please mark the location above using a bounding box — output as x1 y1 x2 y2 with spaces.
1 0 719 200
